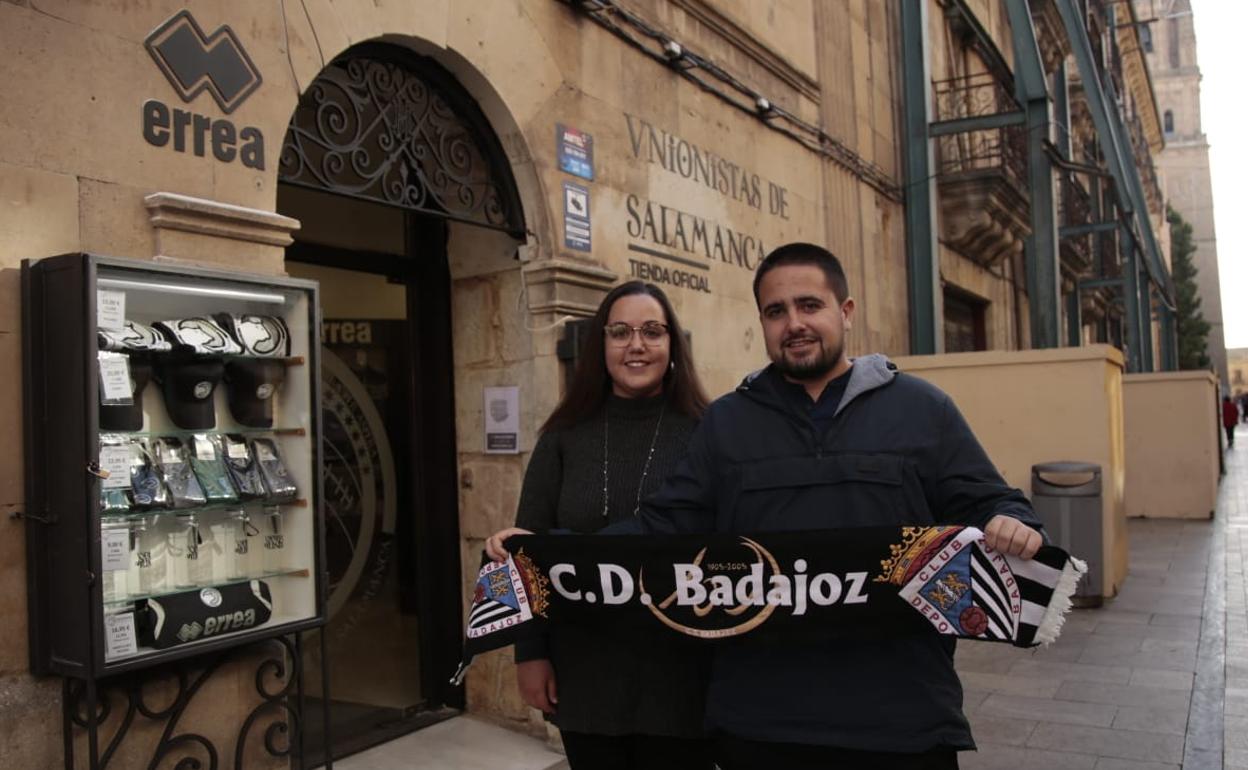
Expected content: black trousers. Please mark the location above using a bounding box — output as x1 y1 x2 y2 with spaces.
1227 423 1236 446
560 731 714 770
713 732 959 770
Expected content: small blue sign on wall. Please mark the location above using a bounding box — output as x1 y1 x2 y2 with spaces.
557 124 594 180
563 182 591 252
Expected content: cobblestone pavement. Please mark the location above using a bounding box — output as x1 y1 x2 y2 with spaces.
959 447 1244 769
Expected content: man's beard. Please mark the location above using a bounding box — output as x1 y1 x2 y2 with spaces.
772 336 843 381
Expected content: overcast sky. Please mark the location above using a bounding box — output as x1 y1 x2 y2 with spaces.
1189 0 1246 348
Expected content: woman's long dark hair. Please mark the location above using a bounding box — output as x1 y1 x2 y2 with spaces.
542 281 710 433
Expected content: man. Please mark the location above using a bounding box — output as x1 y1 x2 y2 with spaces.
1223 395 1238 447
489 243 1042 768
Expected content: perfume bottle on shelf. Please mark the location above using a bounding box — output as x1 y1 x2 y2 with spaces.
261 506 289 573
169 512 204 589
206 510 231 584
130 516 166 596
226 509 262 579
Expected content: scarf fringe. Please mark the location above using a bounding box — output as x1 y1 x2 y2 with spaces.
1033 556 1087 646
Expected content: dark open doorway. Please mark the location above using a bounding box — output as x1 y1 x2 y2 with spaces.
279 185 464 763
275 43 526 763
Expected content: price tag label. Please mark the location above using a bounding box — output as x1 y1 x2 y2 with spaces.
227 441 248 460
101 527 129 571
104 612 138 659
99 355 133 404
159 443 179 465
99 446 132 489
194 437 216 462
255 442 275 462
96 290 126 331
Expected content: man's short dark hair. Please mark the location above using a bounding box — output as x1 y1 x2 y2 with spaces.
752 242 850 307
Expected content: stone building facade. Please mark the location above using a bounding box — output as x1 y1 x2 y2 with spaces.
0 0 1172 765
1135 0 1229 390
923 0 1168 360
1229 348 1248 396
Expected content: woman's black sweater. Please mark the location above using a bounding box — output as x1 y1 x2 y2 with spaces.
513 393 708 737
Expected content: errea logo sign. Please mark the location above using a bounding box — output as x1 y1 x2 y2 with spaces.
141 10 265 170
145 10 261 113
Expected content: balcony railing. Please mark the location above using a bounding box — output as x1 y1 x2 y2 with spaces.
1061 174 1093 227
932 72 1031 267
1125 113 1164 214
933 72 1015 122
932 73 1028 193
1060 173 1094 273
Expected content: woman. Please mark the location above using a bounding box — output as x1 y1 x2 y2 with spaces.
489 281 712 770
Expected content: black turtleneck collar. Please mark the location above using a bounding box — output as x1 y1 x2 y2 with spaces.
604 391 666 420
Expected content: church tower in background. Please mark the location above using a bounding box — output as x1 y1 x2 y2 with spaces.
1135 0 1228 388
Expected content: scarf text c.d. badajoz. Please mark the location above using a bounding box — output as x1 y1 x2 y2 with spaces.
452 525 1086 684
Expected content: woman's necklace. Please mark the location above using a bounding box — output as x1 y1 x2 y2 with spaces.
601 400 666 518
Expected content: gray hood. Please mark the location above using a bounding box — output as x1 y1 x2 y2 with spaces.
737 353 897 416
837 353 896 416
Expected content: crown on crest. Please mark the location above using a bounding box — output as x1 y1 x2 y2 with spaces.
873 526 956 585
514 550 551 618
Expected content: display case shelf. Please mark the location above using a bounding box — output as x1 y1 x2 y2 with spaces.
101 497 309 520
98 426 308 438
103 568 311 607
221 354 305 366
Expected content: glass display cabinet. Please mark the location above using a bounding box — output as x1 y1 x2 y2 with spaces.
22 253 326 677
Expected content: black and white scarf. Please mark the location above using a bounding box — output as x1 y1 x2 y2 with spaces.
453 526 1085 684
213 313 291 357
154 317 243 356
98 320 172 353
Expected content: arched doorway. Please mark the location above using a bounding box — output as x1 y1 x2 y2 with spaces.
276 43 526 761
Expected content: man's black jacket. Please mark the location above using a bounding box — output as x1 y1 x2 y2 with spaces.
634 354 1043 752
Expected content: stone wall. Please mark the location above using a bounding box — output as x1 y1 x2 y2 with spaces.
892 346 1130 598
1123 371 1219 520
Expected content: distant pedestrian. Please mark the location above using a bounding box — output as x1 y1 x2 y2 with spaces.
1239 392 1248 423
1224 395 1239 447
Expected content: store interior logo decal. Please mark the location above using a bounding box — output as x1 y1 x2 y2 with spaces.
141 10 266 169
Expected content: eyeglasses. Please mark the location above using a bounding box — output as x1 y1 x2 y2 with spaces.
604 321 669 346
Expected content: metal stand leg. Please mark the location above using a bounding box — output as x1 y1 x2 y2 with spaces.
60 634 327 770
295 632 305 770
61 678 75 770
320 628 333 769
85 676 100 770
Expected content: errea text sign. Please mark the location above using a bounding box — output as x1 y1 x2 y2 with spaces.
141 11 265 169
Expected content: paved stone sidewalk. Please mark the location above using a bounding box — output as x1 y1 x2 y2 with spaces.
333 715 568 770
959 447 1245 769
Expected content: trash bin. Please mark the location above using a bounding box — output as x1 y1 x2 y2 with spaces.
1031 461 1103 608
